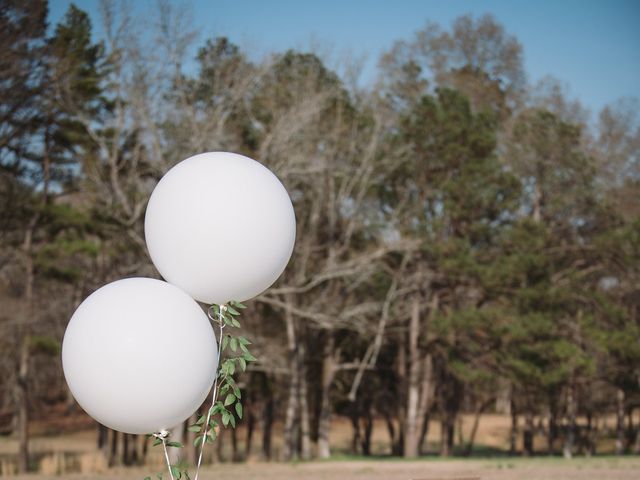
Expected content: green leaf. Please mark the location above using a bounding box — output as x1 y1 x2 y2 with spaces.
222 411 230 426
167 441 183 448
188 425 202 433
239 357 247 371
222 335 229 351
226 305 240 316
232 384 241 398
231 301 247 309
144 477 151 480
238 337 251 345
235 402 243 419
229 414 236 428
153 438 162 447
230 337 238 352
224 393 236 406
243 352 257 362
231 318 241 328
194 435 204 448
170 466 181 479
196 415 206 425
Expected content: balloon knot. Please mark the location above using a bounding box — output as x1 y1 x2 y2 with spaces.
153 430 170 440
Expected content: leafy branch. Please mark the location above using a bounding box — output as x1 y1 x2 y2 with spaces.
146 301 255 480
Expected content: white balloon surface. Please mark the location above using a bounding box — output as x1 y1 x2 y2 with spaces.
62 278 217 434
145 152 296 305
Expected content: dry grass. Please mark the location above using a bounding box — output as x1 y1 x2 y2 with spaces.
1 414 639 479
3 457 640 480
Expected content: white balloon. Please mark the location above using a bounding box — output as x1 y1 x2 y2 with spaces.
62 278 217 434
144 152 296 305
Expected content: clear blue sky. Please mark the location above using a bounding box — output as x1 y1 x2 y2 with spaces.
49 0 640 116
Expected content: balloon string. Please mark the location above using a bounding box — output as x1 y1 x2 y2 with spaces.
194 304 225 480
153 430 174 480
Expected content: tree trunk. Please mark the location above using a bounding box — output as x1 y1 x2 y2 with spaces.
563 384 576 459
350 411 361 455
464 397 494 456
123 434 133 466
495 380 511 415
383 412 402 456
361 404 374 456
584 411 596 456
16 340 30 473
625 407 635 452
633 410 640 454
231 424 239 462
616 389 625 455
395 339 406 457
547 402 558 455
215 424 224 462
97 424 108 452
261 394 273 460
523 411 534 456
185 413 197 465
168 422 184 464
509 403 518 456
418 411 430 455
318 334 336 459
298 349 312 461
245 406 255 461
282 295 300 461
438 370 460 457
404 297 421 457
439 415 455 457
15 216 37 473
109 430 119 466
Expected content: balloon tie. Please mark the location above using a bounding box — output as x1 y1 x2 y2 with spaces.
194 304 226 480
153 430 174 480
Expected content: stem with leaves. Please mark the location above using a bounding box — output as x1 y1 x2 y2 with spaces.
145 300 255 480
145 430 184 480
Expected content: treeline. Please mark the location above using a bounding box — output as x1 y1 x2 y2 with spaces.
1 0 639 473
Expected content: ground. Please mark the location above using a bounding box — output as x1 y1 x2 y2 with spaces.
4 457 640 480
1 414 639 479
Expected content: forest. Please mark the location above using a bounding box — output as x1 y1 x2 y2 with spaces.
0 0 639 475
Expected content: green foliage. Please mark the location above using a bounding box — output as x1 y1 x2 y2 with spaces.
148 301 255 479
29 335 61 356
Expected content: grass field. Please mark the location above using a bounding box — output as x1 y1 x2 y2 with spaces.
1 414 639 479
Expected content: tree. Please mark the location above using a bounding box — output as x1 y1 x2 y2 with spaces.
0 3 109 472
381 14 525 120
374 86 520 457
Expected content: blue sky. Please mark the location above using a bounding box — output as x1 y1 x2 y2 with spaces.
49 0 640 116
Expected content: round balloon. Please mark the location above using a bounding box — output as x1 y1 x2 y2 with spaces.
144 152 296 305
62 278 217 434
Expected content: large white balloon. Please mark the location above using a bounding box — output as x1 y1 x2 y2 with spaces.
62 278 217 434
144 152 296 305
